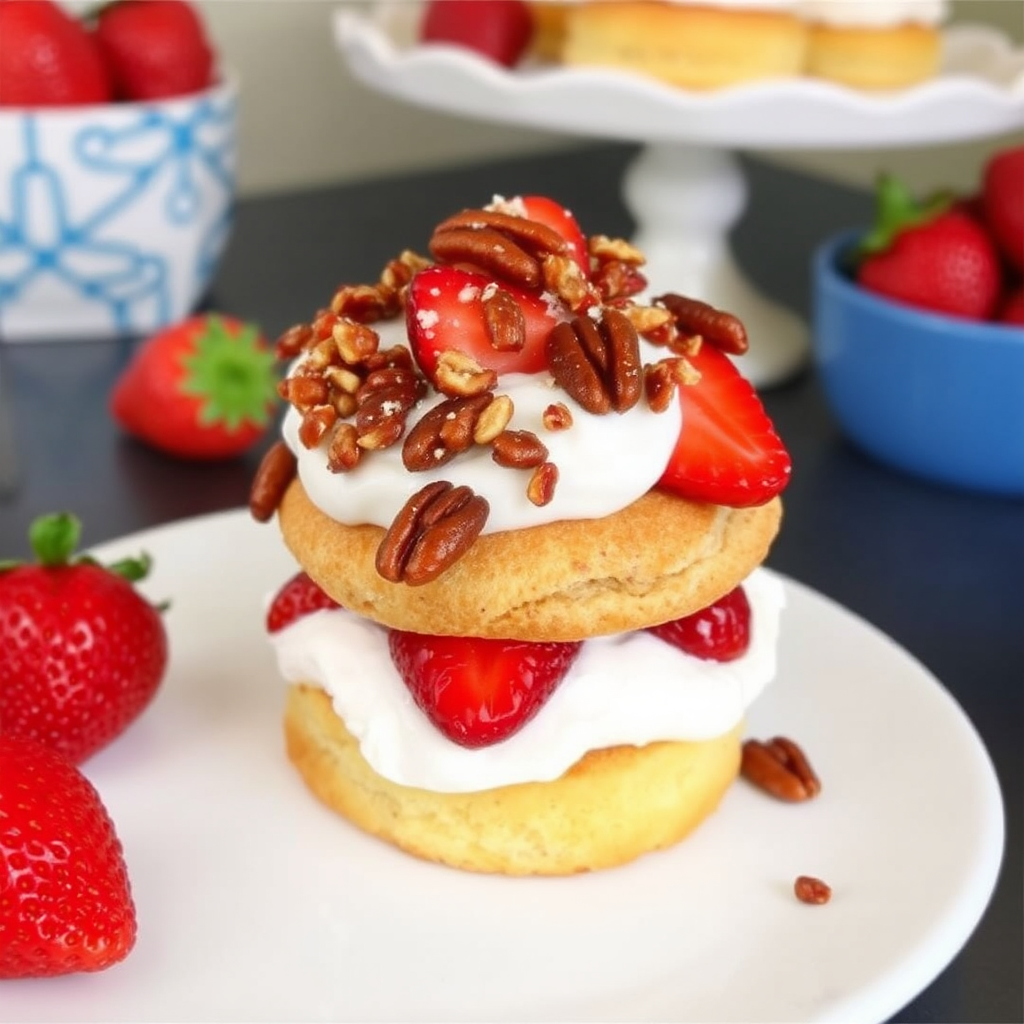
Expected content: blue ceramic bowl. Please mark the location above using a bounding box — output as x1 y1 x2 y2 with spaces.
811 232 1024 498
0 77 237 342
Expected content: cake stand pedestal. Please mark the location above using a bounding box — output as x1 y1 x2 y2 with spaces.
334 4 1024 387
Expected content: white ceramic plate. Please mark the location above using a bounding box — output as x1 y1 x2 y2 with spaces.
335 4 1024 147
1 510 1003 1023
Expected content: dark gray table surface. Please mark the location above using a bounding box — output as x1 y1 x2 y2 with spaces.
0 145 1020 1023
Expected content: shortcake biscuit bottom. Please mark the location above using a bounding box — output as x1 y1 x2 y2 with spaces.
285 683 743 876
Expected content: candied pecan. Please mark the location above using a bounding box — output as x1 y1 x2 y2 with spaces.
740 737 821 802
275 322 314 360
375 481 489 585
433 208 569 260
472 393 514 444
643 357 699 414
482 285 526 352
327 422 360 472
794 876 832 905
542 402 573 431
249 442 296 522
542 253 598 313
491 429 548 469
434 350 497 398
329 283 395 323
656 292 749 355
298 404 337 448
403 394 494 471
429 227 542 290
546 308 642 415
526 462 558 506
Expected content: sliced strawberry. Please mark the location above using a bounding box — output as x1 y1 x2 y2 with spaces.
520 195 590 279
658 343 791 507
266 572 339 633
388 630 582 748
406 265 565 380
648 586 751 662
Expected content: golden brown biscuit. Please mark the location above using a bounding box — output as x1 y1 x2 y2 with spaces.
560 1 808 90
285 684 743 876
278 477 782 641
805 23 941 90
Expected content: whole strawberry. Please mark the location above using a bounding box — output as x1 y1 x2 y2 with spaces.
856 175 1002 321
111 314 278 460
420 0 534 67
93 0 215 101
0 512 167 764
0 735 136 978
981 145 1024 272
0 0 112 107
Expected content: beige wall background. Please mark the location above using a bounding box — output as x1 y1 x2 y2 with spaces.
198 0 1024 199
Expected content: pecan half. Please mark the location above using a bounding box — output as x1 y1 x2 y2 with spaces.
403 394 494 471
491 429 548 469
482 285 526 352
740 736 821 802
375 481 489 585
429 227 542 290
546 308 642 415
656 292 749 355
433 208 569 260
249 442 297 522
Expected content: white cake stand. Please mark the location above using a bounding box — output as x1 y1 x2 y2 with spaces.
334 3 1024 387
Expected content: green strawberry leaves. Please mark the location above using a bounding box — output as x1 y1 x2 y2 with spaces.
179 315 278 431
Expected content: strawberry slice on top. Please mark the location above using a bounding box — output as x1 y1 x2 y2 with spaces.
406 265 566 380
658 343 791 507
388 630 582 748
519 195 591 279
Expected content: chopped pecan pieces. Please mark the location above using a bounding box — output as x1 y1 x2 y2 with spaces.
794 875 832 905
403 395 494 471
376 481 489 586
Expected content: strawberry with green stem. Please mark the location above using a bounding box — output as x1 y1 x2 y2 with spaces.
855 174 1002 321
0 512 168 764
111 314 278 460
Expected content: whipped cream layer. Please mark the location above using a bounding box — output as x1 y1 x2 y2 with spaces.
270 568 785 794
799 0 948 27
283 327 682 535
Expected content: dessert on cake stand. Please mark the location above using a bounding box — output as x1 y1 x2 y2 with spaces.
334 3 1024 387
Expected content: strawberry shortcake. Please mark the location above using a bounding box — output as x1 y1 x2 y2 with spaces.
250 194 791 875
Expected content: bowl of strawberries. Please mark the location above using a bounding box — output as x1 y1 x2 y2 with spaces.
811 145 1024 498
0 0 236 342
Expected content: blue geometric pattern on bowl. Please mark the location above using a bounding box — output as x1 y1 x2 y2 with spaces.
0 81 237 341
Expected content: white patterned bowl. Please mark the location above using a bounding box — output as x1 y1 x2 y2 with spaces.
0 77 237 341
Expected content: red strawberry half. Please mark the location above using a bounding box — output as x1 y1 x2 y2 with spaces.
657 342 791 507
981 145 1024 272
648 586 751 662
266 571 339 633
406 265 566 380
388 630 582 747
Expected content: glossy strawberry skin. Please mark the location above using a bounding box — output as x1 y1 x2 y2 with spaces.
857 211 1002 321
266 572 339 633
420 0 534 68
110 314 278 461
388 631 582 747
0 561 167 765
657 343 791 507
0 0 112 107
981 145 1024 272
520 195 591 278
0 735 137 978
406 265 564 380
93 0 215 101
648 586 751 662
